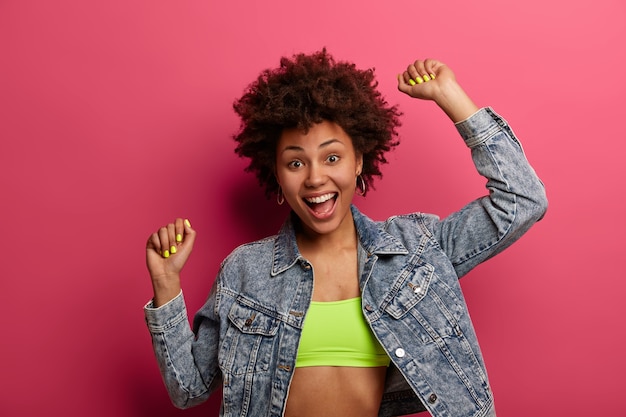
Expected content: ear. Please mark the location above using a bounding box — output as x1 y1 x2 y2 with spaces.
274 174 284 190
356 153 364 176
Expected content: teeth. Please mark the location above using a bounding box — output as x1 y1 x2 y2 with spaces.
305 193 335 204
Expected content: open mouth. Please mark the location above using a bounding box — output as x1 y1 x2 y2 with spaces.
304 192 338 215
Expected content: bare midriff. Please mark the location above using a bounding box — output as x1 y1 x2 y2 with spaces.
284 366 387 417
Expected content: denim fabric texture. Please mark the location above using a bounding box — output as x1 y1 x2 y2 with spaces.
144 107 548 417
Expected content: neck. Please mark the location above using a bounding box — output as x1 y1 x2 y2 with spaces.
295 212 358 253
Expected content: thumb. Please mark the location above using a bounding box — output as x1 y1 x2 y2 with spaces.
179 218 197 254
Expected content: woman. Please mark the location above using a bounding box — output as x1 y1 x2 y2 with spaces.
144 50 547 417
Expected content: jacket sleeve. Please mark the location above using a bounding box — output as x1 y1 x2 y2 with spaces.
144 283 222 409
427 107 548 278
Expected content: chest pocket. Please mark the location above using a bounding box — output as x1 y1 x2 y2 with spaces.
220 298 281 375
384 262 465 345
384 261 434 319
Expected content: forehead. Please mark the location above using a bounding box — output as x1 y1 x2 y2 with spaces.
277 120 354 151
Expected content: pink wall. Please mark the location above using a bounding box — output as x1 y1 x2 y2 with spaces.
1 1 625 416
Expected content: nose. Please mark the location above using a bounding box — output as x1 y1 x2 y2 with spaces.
304 163 327 188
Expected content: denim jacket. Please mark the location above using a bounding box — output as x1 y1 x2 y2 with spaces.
145 108 548 417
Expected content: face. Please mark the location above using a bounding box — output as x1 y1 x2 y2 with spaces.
275 120 363 239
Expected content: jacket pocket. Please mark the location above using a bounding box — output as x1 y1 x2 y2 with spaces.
384 262 434 320
383 262 466 345
219 297 281 376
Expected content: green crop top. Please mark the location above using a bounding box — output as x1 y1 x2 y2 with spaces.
295 297 391 368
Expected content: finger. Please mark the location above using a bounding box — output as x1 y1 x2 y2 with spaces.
414 59 434 82
407 62 423 84
175 218 185 246
402 71 413 85
167 223 177 255
424 59 436 79
414 59 426 75
158 226 171 258
423 58 439 79
182 219 196 249
147 232 162 254
397 73 412 94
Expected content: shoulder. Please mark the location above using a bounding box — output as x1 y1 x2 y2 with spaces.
220 235 277 269
212 235 279 294
354 207 442 254
383 212 441 238
384 212 440 226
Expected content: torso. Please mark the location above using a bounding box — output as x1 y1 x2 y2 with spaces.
284 366 387 417
285 236 387 416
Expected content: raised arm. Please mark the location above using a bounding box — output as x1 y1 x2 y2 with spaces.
397 59 548 277
144 218 221 408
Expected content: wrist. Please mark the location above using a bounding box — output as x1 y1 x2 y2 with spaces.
151 275 182 307
434 81 479 123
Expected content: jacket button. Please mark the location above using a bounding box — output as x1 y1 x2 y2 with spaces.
394 348 405 358
428 393 437 403
365 304 374 312
301 261 311 270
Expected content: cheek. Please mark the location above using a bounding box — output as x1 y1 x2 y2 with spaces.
338 171 357 190
276 171 301 194
275 165 289 187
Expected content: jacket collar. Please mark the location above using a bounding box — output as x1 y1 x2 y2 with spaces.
271 205 408 276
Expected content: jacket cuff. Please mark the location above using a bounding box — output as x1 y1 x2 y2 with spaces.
144 290 186 332
455 107 508 148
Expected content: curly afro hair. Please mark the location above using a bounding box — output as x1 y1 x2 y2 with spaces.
233 48 402 197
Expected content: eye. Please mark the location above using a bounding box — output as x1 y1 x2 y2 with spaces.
326 154 340 164
288 160 303 169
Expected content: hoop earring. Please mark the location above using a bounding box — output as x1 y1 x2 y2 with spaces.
277 187 285 205
356 175 367 196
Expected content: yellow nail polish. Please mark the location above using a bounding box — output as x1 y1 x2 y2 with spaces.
408 79 416 86
184 219 191 228
423 74 431 82
430 73 436 79
415 77 424 84
170 245 177 254
163 250 170 258
176 234 182 242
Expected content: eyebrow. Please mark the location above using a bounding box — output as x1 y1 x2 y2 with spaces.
280 138 343 154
